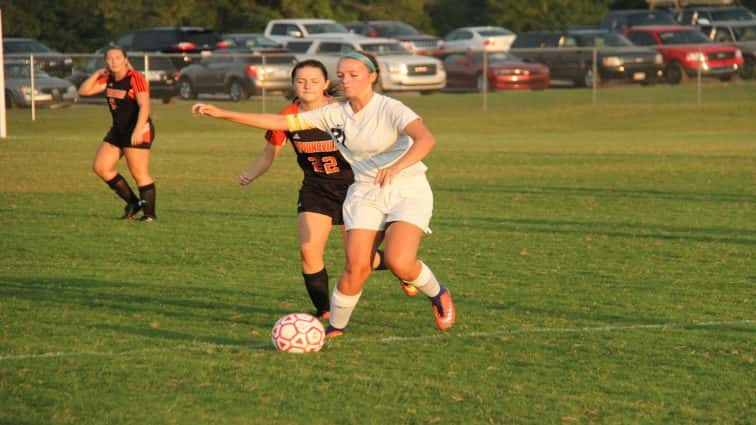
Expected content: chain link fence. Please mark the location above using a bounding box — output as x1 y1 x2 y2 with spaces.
2 44 753 121
442 42 750 111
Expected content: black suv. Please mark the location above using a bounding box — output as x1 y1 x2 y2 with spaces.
510 29 664 86
69 53 180 103
677 6 755 25
2 37 73 77
698 20 756 79
113 26 226 67
600 9 677 34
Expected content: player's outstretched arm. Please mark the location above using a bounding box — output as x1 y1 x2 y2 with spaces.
192 103 288 130
239 143 282 186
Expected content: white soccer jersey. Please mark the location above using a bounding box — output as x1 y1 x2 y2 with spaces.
286 93 428 182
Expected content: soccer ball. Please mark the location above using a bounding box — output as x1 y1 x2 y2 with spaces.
271 313 325 353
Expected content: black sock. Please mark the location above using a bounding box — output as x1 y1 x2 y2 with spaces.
138 183 156 218
106 174 139 205
303 268 330 315
374 249 388 270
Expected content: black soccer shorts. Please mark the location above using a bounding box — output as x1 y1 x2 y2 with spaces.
297 180 351 225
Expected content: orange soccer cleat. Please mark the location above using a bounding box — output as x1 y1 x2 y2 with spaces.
431 287 456 331
325 325 344 339
399 280 418 297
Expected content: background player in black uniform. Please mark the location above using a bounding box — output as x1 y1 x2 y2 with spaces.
197 60 409 319
78 46 157 221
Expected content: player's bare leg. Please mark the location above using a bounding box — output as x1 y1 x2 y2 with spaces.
298 212 334 319
384 221 455 330
93 142 140 219
327 229 379 337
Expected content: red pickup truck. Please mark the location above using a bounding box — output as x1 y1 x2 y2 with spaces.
626 25 743 84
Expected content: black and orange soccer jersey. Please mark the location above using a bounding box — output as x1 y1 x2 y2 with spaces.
266 101 353 184
97 70 152 133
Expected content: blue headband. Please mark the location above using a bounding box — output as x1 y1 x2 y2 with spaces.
341 51 377 73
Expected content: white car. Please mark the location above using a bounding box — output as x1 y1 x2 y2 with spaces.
264 19 353 43
443 26 516 53
287 37 446 93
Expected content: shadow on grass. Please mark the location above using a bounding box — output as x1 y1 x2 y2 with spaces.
91 323 270 349
0 419 38 425
436 184 756 205
487 302 676 328
0 276 280 328
434 215 756 246
23 208 294 222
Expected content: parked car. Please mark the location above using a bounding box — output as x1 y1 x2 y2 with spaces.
443 51 549 91
177 52 297 101
222 33 287 52
290 37 446 93
4 60 77 108
698 20 756 78
625 25 743 84
264 19 352 43
510 29 664 87
112 26 227 67
284 40 317 54
677 6 756 25
69 54 180 103
600 9 678 34
2 38 73 77
442 26 516 53
345 21 444 55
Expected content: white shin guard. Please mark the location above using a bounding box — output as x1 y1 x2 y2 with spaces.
329 287 362 330
408 261 441 298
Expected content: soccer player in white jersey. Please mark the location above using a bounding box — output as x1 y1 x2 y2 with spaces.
192 51 456 338
188 60 404 321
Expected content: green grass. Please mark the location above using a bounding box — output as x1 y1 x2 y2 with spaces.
1 84 754 424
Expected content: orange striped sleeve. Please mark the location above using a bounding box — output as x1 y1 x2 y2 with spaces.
96 73 109 85
130 71 149 93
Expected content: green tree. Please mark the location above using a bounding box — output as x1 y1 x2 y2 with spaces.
431 0 612 35
344 0 436 33
1 0 107 51
9 0 755 53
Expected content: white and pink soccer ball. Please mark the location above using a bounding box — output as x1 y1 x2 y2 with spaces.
271 313 325 353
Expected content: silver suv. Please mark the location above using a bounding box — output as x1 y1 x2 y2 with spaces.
289 37 446 93
177 52 297 101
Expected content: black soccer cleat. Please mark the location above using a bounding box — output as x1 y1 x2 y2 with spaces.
121 201 143 220
325 325 344 339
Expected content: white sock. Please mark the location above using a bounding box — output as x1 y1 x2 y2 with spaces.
408 262 441 298
329 287 362 330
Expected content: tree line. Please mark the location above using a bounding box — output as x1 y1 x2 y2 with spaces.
1 0 755 52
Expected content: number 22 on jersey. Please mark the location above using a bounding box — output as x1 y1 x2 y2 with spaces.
307 156 340 175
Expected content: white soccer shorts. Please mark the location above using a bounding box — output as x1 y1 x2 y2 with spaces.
342 175 433 234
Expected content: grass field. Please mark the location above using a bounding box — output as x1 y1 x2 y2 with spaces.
1 84 754 424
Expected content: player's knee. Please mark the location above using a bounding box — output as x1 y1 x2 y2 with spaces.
92 162 112 179
383 252 416 277
343 259 372 281
132 174 153 187
299 245 324 271
299 241 323 259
